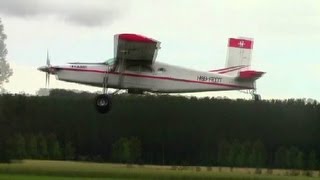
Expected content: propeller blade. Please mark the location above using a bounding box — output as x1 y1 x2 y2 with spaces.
45 50 51 89
45 73 48 88
45 73 47 88
46 50 51 66
47 73 50 88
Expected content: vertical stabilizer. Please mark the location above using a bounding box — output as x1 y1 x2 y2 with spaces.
224 37 254 76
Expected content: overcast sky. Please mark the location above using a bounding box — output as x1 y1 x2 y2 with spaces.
0 0 319 100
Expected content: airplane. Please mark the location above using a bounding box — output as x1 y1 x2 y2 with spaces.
38 33 265 114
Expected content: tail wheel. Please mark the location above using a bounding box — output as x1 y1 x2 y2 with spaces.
95 94 112 114
253 94 261 101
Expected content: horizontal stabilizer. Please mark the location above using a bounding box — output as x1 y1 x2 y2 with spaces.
236 70 265 81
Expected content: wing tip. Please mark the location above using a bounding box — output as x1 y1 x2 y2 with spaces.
116 33 159 43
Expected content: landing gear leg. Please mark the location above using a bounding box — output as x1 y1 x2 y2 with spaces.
249 81 261 101
95 67 112 114
250 87 261 101
95 51 127 114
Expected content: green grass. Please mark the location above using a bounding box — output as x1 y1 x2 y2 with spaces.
0 160 317 180
0 174 122 180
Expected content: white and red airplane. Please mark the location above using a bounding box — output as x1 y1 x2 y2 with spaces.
38 33 265 113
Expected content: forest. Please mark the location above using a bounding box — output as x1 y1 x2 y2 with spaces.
0 89 319 170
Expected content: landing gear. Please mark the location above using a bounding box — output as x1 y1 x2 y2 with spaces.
95 50 128 114
95 65 113 114
250 82 261 101
95 94 112 114
240 89 262 101
94 52 127 114
252 93 261 101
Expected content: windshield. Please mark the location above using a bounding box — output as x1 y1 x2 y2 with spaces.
105 58 115 65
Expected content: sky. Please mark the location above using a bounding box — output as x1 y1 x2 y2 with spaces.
0 0 319 100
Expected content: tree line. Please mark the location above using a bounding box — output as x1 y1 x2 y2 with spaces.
217 139 318 169
4 133 69 160
0 89 319 170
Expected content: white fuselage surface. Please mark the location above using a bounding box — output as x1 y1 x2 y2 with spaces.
54 62 254 93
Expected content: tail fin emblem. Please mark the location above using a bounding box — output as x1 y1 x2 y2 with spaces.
238 41 245 47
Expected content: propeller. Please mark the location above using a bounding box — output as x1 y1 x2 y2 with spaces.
37 50 56 90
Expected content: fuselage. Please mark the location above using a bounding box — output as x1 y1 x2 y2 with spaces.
50 61 254 93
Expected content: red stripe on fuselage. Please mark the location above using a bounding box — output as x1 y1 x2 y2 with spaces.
59 67 252 89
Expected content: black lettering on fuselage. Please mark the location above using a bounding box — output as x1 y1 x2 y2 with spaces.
71 65 87 68
197 76 222 83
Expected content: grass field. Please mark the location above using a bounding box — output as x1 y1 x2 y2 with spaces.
0 160 317 180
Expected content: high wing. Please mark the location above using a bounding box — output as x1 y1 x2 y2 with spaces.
114 33 161 67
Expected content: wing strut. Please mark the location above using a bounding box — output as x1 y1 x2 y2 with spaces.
117 50 128 89
102 68 109 94
101 50 128 95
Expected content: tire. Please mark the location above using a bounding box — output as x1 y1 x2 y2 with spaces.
95 94 112 114
253 94 261 101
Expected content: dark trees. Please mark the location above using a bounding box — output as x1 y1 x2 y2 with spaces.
0 91 319 170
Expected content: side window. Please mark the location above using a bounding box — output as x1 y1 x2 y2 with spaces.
140 65 153 72
127 65 140 71
157 67 166 73
126 65 153 73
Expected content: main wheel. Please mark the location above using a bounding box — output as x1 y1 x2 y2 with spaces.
95 94 112 114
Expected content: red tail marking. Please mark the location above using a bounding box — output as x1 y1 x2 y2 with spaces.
228 38 253 49
118 34 157 43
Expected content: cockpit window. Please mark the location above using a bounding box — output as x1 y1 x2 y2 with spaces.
105 58 115 65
